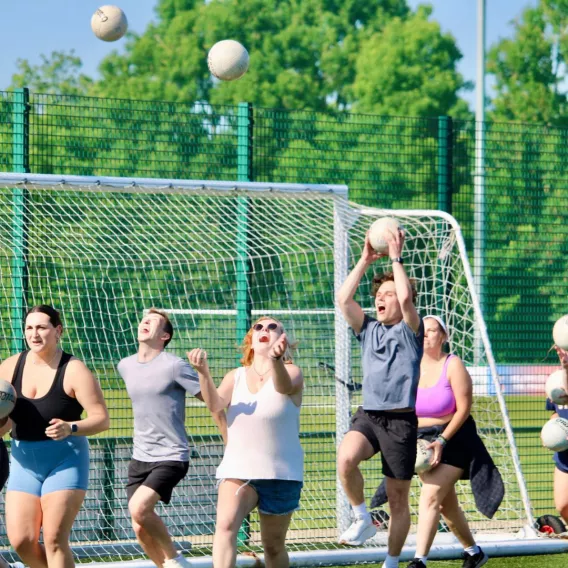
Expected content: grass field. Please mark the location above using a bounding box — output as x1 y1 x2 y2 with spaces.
349 553 568 567
96 387 560 522
423 554 568 567
75 383 563 564
321 553 568 567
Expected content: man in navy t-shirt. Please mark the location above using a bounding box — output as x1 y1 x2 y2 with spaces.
546 345 568 525
336 227 424 568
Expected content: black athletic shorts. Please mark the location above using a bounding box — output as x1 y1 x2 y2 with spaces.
126 459 189 504
0 440 9 491
349 406 417 480
418 415 479 475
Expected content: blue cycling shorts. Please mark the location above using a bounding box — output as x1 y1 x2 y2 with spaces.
8 437 90 496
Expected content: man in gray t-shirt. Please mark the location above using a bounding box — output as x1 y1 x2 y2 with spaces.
336 227 424 567
118 308 226 568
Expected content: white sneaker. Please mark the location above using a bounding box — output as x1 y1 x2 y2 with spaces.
163 557 191 568
10 562 25 568
338 516 377 546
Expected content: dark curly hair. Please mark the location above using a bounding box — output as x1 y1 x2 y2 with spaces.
371 271 418 303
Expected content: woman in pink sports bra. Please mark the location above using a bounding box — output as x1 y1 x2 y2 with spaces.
407 315 488 568
372 316 503 568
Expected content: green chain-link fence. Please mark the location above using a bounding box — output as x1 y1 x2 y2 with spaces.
1 88 566 524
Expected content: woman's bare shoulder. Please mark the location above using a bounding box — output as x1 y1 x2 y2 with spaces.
0 353 23 381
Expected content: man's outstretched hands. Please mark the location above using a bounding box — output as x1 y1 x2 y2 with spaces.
386 227 405 260
361 232 384 264
362 228 405 265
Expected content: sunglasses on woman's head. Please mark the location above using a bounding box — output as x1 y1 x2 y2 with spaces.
253 322 279 332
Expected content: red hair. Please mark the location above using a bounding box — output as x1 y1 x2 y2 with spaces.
240 316 296 366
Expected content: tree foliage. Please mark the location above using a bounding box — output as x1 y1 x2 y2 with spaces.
89 0 414 110
11 51 93 96
7 0 468 117
487 0 568 124
5 0 568 366
479 0 568 358
352 6 469 117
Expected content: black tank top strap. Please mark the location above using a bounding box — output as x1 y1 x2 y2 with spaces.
55 352 74 391
11 350 29 397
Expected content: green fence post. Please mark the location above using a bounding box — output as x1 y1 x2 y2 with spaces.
435 116 453 321
11 87 30 354
437 116 452 213
236 102 253 342
101 438 116 541
236 102 253 547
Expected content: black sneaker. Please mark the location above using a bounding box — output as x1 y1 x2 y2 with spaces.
406 560 427 568
370 508 390 530
462 548 489 568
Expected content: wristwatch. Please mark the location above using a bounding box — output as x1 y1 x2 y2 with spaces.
71 423 78 434
391 257 404 264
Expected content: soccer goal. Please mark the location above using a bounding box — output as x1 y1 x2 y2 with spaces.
0 172 563 567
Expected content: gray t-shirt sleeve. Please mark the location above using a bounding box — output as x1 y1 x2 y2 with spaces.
354 314 374 343
175 359 201 396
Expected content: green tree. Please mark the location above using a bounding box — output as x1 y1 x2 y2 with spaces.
90 0 411 110
480 0 568 360
487 0 568 124
10 50 92 95
8 1 473 117
352 6 470 118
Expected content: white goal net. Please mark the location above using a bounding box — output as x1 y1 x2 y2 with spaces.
0 173 542 566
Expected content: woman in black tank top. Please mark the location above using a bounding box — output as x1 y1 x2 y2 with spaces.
0 305 110 568
0 421 18 568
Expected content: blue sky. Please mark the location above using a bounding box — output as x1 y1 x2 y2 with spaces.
0 1 536 107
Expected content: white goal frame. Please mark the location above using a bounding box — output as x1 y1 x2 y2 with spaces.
0 172 566 566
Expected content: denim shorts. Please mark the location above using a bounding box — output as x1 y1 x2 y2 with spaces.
8 437 90 496
245 479 303 515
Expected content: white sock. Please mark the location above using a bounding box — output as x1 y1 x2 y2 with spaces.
382 554 399 568
352 502 369 519
415 555 427 565
464 545 480 556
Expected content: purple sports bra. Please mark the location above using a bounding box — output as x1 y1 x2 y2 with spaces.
415 354 457 418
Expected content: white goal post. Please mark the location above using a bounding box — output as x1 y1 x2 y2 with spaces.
0 172 565 567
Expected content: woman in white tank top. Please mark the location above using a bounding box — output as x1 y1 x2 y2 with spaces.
188 316 304 568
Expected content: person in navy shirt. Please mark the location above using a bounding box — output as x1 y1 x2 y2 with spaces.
546 346 568 525
336 226 423 568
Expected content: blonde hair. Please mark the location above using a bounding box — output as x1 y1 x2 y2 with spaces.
240 316 297 366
